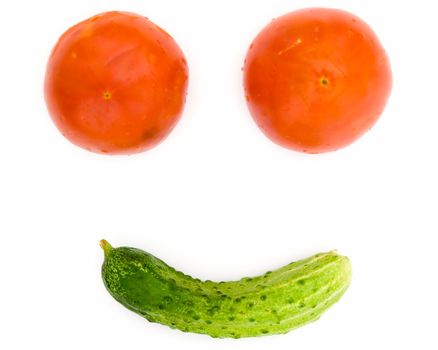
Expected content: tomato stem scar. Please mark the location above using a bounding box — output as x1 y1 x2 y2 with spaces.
320 77 329 86
103 90 112 100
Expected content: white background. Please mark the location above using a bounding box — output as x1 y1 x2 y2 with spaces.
1 0 437 349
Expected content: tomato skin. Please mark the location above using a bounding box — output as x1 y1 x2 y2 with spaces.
44 11 188 154
243 8 392 153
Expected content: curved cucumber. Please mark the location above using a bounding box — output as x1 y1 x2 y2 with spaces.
100 240 351 338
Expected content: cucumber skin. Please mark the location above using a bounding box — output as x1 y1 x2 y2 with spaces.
101 241 351 338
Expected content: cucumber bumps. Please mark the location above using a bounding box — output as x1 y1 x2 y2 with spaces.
100 240 351 338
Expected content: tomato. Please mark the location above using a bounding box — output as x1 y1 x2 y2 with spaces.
44 11 188 154
243 8 392 153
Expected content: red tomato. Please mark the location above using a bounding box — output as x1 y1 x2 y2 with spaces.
243 8 392 153
44 12 188 154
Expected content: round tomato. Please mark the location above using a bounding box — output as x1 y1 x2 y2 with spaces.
243 8 392 153
44 11 188 154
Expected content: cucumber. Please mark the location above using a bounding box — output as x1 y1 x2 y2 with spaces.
100 240 351 338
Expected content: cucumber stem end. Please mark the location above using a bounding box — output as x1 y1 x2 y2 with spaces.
100 239 113 256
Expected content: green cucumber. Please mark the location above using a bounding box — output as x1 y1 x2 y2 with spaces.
100 240 351 338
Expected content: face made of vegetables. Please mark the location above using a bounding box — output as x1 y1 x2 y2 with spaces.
45 8 391 338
